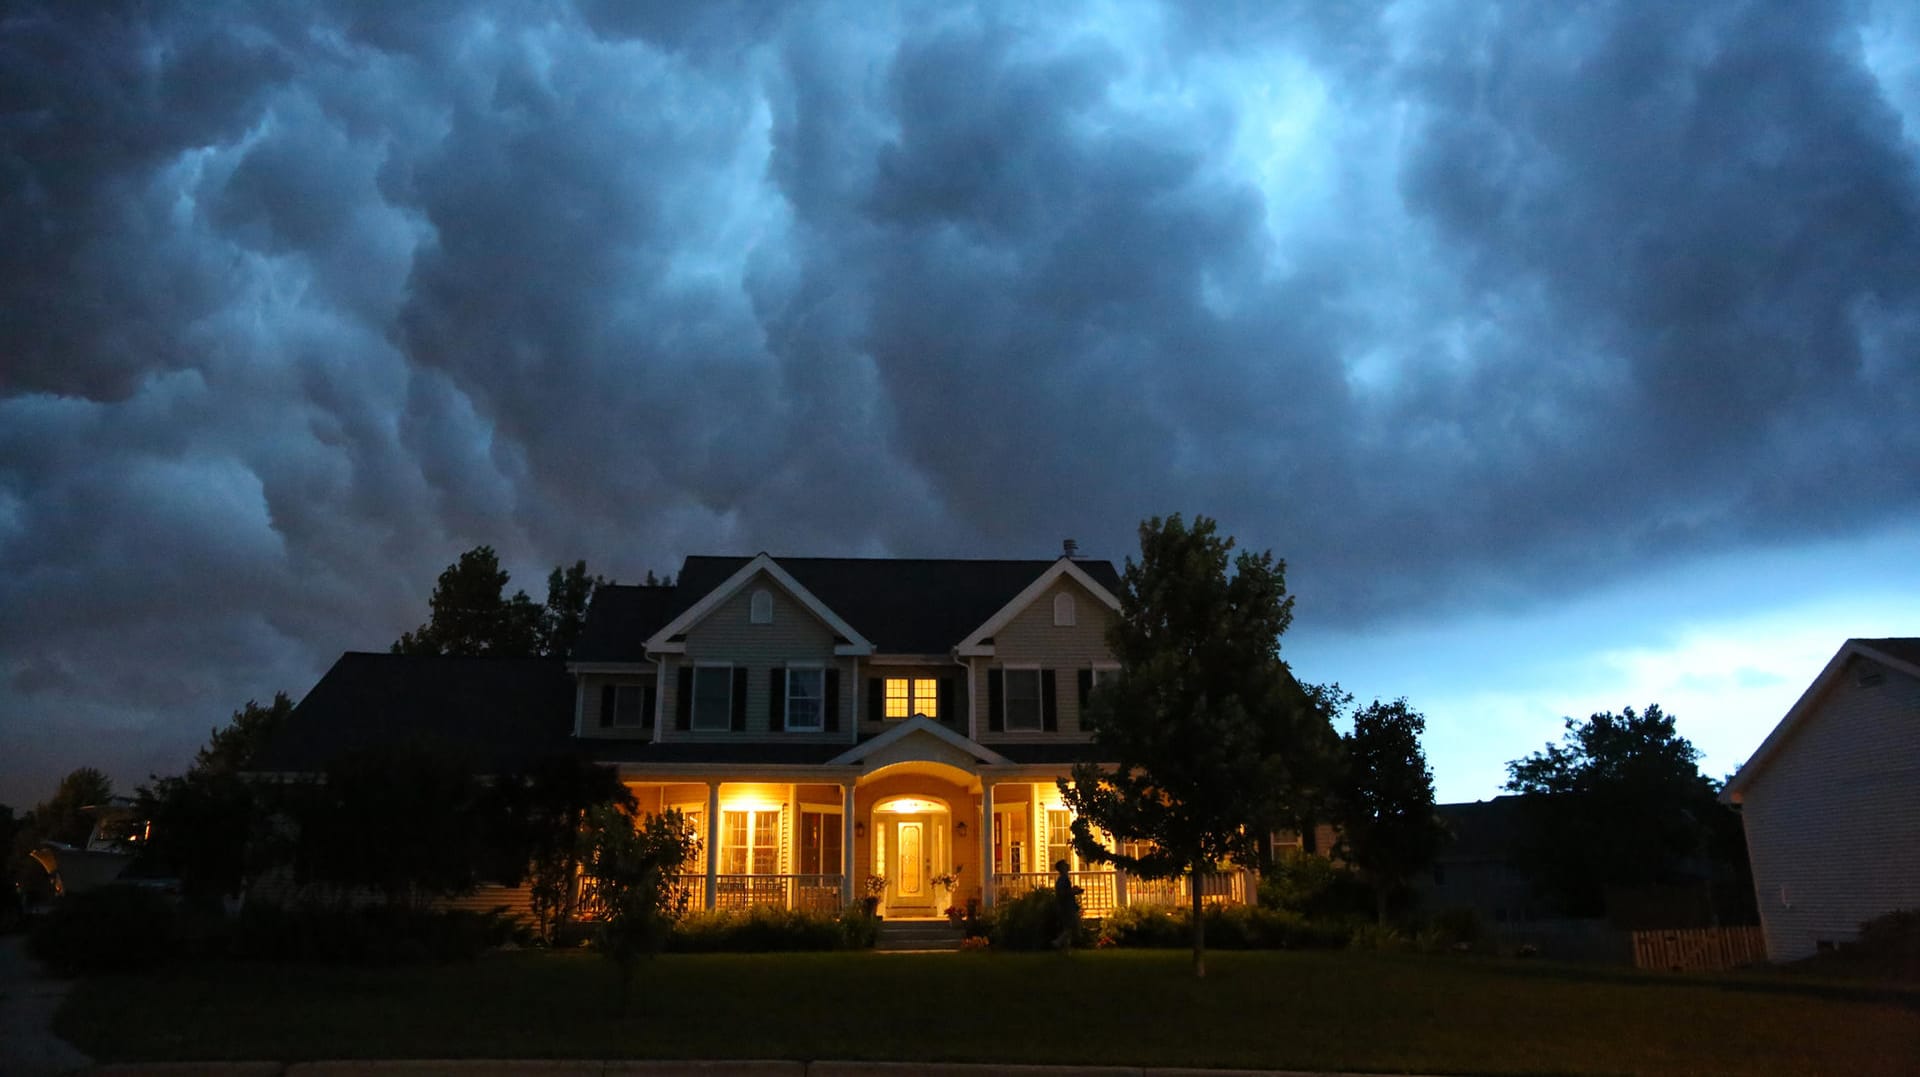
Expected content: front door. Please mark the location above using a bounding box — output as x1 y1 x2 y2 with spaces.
890 818 932 914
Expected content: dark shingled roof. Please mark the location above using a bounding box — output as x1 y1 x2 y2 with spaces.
1858 637 1920 668
572 584 682 663
1434 797 1531 863
254 653 575 774
579 741 853 766
992 742 1113 766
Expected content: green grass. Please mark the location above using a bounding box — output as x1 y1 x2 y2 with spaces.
58 949 1920 1075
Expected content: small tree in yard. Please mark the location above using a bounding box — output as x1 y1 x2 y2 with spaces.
586 804 696 1012
1334 697 1442 924
495 754 635 945
1061 514 1340 977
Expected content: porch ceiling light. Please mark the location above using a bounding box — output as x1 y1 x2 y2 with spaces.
875 797 944 814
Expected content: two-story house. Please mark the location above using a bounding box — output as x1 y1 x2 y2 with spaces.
261 550 1254 920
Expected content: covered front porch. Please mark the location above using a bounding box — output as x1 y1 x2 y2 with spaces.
612 748 1253 918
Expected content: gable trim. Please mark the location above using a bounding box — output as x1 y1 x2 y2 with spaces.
955 558 1123 656
1721 638 1920 804
643 553 874 656
825 715 1013 767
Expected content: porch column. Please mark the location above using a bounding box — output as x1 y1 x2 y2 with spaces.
981 780 995 909
841 781 856 908
705 780 721 912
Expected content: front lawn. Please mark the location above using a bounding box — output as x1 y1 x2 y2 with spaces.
58 949 1920 1075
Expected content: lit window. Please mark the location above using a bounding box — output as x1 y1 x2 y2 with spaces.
692 666 732 731
786 668 824 730
612 684 648 727
798 809 843 876
883 677 938 720
1046 808 1078 872
722 809 781 875
1004 668 1042 731
1053 591 1076 626
750 589 773 624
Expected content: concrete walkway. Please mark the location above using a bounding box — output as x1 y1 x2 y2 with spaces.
0 935 94 1077
84 1063 1436 1076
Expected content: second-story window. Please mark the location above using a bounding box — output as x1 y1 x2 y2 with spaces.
1003 668 1042 731
883 677 938 719
612 684 648 727
692 666 733 731
786 668 824 730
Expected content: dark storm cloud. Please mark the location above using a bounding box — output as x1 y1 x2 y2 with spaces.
2 0 1917 801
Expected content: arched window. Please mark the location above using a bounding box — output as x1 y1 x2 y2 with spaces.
1052 591 1076 627
750 588 773 624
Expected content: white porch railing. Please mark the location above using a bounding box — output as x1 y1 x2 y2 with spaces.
990 870 1252 913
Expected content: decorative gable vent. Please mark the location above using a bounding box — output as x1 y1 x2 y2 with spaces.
1852 662 1885 689
1053 591 1076 626
750 588 773 624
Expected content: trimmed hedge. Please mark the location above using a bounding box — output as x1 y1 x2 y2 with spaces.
666 906 878 952
27 885 179 974
224 904 523 963
986 887 1093 951
1097 903 1353 950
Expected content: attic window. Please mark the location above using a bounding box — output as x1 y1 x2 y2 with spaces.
1053 592 1076 627
750 589 773 624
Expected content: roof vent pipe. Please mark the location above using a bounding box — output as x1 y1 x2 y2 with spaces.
1062 538 1079 558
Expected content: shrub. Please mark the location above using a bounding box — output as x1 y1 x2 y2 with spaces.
985 887 1091 950
224 904 519 963
666 906 868 952
1348 922 1408 952
27 885 178 974
1426 906 1481 948
1100 903 1352 950
1258 850 1373 919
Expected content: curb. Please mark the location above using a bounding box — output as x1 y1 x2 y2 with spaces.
85 1062 1447 1077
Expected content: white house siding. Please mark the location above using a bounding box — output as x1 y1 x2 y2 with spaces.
662 572 851 739
1740 655 1920 962
975 576 1117 744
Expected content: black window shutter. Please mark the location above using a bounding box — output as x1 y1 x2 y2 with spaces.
988 669 1005 732
938 677 958 727
599 684 615 728
676 667 693 730
824 670 840 731
769 668 786 731
1077 669 1093 711
731 667 749 731
642 684 657 730
867 677 884 723
1042 669 1058 731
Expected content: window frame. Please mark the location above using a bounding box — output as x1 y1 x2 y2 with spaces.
785 665 826 731
883 676 939 720
611 683 649 728
690 663 734 732
797 806 844 876
1002 665 1043 732
721 807 783 876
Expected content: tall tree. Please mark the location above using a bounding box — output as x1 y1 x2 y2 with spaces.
1061 514 1339 977
539 560 605 661
393 546 543 657
1335 697 1442 923
193 692 294 776
1505 704 1727 916
586 804 697 1012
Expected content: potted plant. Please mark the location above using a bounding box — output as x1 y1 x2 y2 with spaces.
861 874 887 917
934 865 965 922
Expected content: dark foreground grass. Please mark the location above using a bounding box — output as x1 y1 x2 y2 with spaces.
59 949 1920 1075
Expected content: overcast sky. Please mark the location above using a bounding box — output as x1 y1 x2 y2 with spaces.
3 0 1918 809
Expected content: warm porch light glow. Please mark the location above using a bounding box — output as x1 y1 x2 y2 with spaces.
875 797 944 814
720 798 783 813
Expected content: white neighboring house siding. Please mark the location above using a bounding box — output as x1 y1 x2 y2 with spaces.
1739 655 1920 963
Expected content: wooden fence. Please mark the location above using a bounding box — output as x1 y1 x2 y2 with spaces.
1630 925 1766 971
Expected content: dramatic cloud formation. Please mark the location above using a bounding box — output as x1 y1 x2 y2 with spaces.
3 0 1917 803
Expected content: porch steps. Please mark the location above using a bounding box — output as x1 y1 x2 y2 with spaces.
874 918 964 952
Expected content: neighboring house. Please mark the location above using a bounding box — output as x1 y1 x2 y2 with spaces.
1721 637 1920 963
1416 797 1549 927
259 550 1255 919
